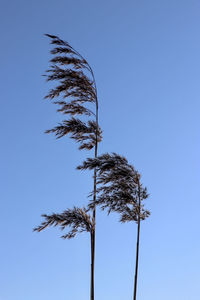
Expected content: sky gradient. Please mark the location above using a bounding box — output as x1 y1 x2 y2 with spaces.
1 0 200 299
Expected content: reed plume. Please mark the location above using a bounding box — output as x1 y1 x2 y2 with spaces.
35 34 102 300
78 153 150 300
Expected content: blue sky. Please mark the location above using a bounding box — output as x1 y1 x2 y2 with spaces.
0 0 200 299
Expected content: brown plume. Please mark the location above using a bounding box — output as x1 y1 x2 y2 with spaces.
78 153 150 222
44 34 102 150
34 207 93 239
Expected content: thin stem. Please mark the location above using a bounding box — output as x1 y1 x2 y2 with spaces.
133 182 141 300
73 44 99 300
72 44 99 300
91 80 98 300
70 46 97 95
90 231 94 300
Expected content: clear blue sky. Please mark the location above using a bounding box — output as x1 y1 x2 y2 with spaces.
0 0 200 299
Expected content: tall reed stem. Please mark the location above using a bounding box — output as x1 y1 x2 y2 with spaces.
90 69 98 300
133 183 141 300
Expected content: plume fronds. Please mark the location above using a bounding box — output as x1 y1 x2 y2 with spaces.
45 118 102 150
34 207 93 239
78 153 150 222
77 153 130 173
44 34 102 149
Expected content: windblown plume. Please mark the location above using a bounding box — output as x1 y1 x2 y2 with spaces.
44 34 102 150
78 153 150 300
78 153 150 222
34 207 93 239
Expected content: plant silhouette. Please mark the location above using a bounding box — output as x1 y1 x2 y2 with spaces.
34 207 95 293
78 153 150 300
35 34 150 300
36 34 102 300
34 207 93 239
